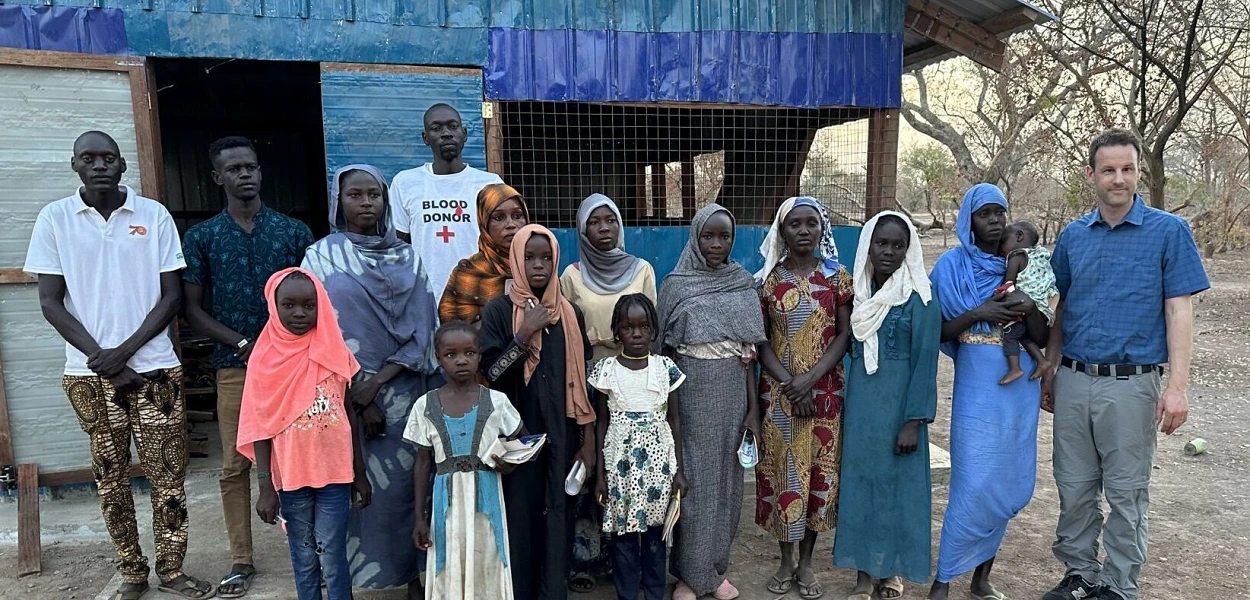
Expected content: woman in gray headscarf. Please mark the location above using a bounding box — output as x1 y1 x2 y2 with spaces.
560 193 656 361
658 203 766 600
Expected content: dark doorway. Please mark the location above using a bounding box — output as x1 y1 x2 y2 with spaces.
152 58 329 236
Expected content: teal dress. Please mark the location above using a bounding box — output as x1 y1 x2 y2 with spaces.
833 293 941 583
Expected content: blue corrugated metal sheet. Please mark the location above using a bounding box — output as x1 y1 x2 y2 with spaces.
549 225 861 281
320 69 487 187
0 5 128 54
486 28 902 107
2 0 906 65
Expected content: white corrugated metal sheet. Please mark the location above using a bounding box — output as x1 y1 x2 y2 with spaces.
0 64 143 473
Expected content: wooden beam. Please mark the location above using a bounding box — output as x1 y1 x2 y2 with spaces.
905 6 1043 71
0 47 142 72
782 127 819 200
0 268 34 285
130 59 165 201
17 464 41 576
0 360 12 468
485 102 506 178
37 465 144 489
865 109 900 219
904 0 1006 72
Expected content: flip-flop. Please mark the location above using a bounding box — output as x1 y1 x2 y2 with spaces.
768 574 795 594
568 571 595 593
970 590 1007 600
216 567 255 598
157 575 216 599
797 576 825 600
673 581 697 600
111 582 150 600
878 576 904 600
848 593 873 600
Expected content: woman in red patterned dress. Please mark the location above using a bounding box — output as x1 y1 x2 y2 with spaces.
754 197 852 600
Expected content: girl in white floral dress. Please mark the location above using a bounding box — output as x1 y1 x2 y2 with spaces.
592 294 689 600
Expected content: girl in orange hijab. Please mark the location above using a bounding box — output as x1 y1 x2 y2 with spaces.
478 224 596 600
438 184 530 325
236 268 368 600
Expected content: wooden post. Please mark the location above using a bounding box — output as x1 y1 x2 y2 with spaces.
17 463 40 576
484 101 506 178
865 109 900 219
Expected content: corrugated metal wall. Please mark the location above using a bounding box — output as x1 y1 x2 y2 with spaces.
2 0 906 65
321 68 487 184
0 64 143 473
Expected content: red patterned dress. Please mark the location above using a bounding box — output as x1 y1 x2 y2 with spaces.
754 264 852 541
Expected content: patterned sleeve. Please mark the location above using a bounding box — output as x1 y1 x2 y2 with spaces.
587 358 609 392
402 394 433 448
663 356 686 392
835 265 854 307
180 225 207 285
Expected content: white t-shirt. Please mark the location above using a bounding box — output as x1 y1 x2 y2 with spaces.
24 186 186 376
389 164 503 300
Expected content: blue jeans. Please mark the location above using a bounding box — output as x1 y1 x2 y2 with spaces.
610 529 666 600
279 484 352 600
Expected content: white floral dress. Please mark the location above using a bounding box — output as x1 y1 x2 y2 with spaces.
588 356 685 533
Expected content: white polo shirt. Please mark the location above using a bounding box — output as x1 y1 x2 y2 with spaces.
389 164 503 300
24 186 186 376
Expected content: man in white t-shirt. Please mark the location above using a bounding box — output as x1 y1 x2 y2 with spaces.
24 131 214 599
390 103 503 299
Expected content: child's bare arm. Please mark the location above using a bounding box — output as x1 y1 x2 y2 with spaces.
1003 252 1029 283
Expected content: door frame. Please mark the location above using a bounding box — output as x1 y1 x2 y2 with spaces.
0 47 165 285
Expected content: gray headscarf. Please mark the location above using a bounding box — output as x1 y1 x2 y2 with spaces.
575 193 645 294
656 203 766 351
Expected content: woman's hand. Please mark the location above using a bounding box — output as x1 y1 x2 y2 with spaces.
352 474 372 509
781 371 818 406
974 292 1024 325
741 409 761 441
575 440 598 475
1003 289 1037 315
347 378 383 411
518 304 552 341
895 420 921 455
671 470 689 498
359 403 387 439
256 486 279 524
594 471 609 506
412 520 432 550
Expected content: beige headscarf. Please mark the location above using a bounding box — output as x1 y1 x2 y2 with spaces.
850 211 931 374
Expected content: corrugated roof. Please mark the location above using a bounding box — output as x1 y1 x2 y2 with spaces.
903 0 1059 70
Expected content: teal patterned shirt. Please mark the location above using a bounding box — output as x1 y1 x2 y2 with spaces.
182 206 314 368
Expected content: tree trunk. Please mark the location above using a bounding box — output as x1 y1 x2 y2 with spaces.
1145 149 1167 209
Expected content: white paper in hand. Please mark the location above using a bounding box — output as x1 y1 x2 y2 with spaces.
486 433 547 466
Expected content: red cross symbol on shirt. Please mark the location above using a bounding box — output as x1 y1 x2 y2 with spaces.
436 226 455 244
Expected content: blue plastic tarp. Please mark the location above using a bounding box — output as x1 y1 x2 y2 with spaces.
0 5 128 55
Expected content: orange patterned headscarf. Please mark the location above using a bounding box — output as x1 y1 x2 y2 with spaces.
438 183 530 324
508 225 595 425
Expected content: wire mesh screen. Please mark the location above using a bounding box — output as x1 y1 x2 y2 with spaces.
497 102 876 227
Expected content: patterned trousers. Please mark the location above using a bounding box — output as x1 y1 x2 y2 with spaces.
63 367 190 584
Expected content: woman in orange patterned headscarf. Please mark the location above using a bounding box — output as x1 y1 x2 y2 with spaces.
438 183 530 325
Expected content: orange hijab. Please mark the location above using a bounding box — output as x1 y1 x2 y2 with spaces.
508 225 595 425
236 267 361 462
438 183 530 324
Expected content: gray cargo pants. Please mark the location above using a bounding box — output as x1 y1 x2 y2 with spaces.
1052 366 1161 600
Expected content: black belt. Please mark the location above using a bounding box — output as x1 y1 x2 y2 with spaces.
1061 357 1161 377
434 455 489 475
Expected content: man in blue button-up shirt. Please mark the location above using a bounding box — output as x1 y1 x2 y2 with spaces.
1040 129 1209 600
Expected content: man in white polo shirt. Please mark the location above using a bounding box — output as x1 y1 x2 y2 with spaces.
390 103 503 299
24 131 214 600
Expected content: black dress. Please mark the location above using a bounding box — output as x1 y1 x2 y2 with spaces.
479 295 592 600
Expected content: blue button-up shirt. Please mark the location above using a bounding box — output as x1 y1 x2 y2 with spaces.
182 206 314 368
1051 197 1209 365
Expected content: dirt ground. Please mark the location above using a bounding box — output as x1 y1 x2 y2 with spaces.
2 238 1249 600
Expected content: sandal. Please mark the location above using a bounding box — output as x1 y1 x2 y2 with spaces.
158 575 216 599
970 591 1007 600
111 582 150 600
878 576 904 599
673 581 697 600
568 571 595 593
798 575 825 600
714 579 740 600
216 565 255 598
768 574 795 594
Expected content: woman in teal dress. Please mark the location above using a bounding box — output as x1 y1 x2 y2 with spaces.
834 211 941 600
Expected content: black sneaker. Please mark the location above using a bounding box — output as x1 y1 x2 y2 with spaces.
1094 588 1125 600
1041 575 1097 600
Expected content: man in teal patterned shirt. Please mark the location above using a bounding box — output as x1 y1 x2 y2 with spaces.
181 136 313 598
